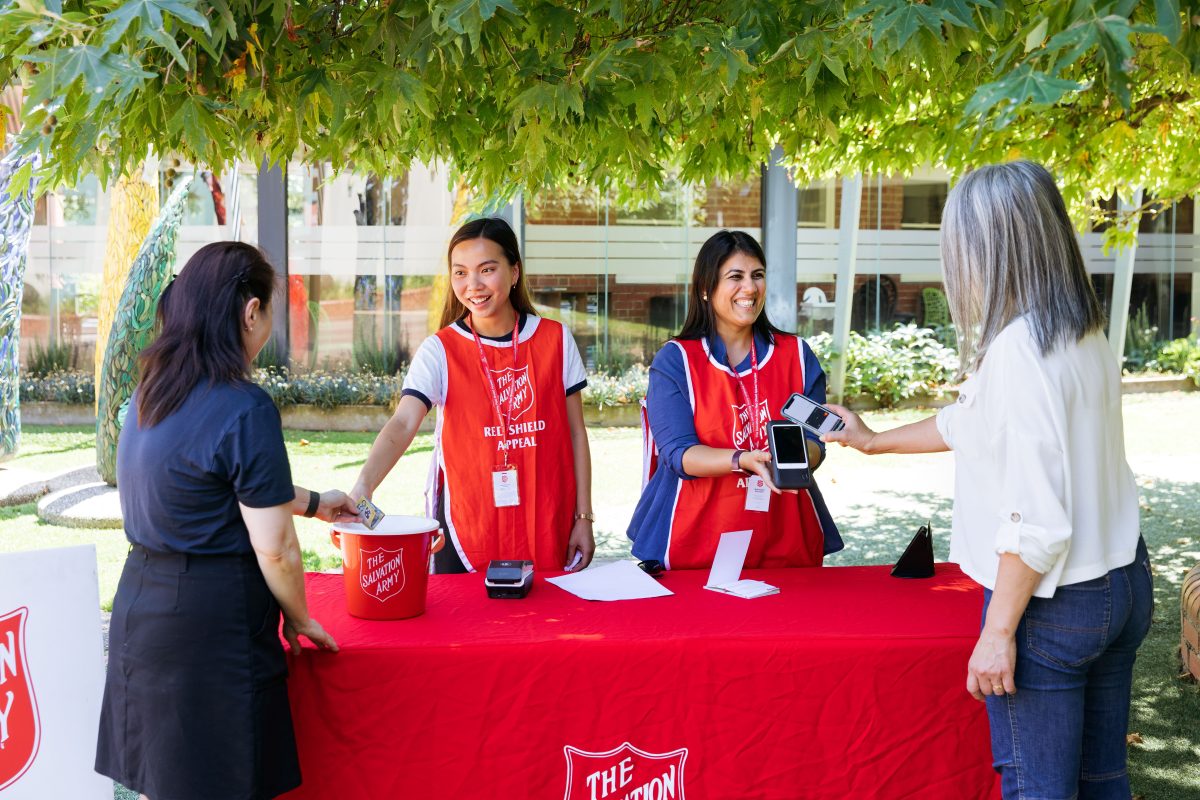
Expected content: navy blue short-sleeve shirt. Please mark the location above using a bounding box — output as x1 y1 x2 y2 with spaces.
117 381 295 555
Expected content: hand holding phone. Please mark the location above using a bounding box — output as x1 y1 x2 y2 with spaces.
780 393 845 436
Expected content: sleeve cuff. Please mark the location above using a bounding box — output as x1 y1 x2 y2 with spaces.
994 515 1057 575
935 405 955 450
565 379 587 397
401 388 432 410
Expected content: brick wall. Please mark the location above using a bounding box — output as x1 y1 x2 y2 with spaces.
1184 564 1200 682
527 179 760 228
700 179 761 228
834 181 906 230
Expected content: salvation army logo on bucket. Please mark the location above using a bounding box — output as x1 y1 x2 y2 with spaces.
563 742 687 800
0 607 41 792
359 547 406 602
493 365 534 421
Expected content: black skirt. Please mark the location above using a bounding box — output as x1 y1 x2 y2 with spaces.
96 545 301 800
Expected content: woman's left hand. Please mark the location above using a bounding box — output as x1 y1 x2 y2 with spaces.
564 518 595 572
314 490 361 523
966 626 1017 701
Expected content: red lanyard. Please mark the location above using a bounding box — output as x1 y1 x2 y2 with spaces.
469 316 521 468
726 339 762 451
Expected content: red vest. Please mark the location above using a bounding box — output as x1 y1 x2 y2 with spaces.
434 318 575 571
666 335 824 569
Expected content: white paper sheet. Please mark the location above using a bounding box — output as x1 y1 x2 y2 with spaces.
705 530 779 599
547 560 674 601
705 529 753 588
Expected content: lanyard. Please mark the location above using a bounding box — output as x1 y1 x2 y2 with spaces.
469 316 521 468
726 339 762 452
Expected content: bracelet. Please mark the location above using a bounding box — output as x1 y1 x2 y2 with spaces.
304 489 320 518
731 449 746 473
574 511 595 522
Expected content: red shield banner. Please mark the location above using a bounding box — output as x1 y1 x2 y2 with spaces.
359 547 406 602
0 607 40 792
563 742 687 800
493 366 534 421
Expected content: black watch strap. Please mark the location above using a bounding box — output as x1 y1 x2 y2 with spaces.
304 489 320 518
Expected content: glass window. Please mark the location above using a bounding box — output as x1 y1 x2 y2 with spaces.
900 181 949 228
797 181 834 228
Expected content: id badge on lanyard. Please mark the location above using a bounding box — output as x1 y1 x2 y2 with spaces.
729 341 769 513
471 320 523 508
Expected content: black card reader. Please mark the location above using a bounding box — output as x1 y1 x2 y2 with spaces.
484 560 534 599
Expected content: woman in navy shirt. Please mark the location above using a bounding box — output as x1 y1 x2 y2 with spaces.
95 242 355 800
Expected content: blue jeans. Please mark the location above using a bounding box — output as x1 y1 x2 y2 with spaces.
982 538 1153 800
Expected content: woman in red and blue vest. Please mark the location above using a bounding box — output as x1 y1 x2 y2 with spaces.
350 217 595 574
628 230 842 570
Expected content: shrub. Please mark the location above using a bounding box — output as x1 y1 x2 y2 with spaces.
808 325 960 407
251 367 405 410
20 370 95 403
583 365 649 408
25 340 79 376
1147 335 1200 387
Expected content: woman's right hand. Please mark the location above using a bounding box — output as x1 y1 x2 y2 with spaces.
820 403 877 453
348 482 371 504
283 615 339 655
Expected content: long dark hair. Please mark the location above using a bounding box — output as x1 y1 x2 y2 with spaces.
438 217 537 329
137 242 277 427
676 230 785 342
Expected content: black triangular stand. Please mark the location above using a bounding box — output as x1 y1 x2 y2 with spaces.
891 522 935 579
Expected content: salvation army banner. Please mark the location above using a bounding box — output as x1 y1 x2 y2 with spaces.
0 545 112 800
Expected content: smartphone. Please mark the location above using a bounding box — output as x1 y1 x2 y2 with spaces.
780 393 845 436
765 421 813 491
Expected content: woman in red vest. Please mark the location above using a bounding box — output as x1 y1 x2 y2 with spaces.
627 230 842 569
351 218 595 573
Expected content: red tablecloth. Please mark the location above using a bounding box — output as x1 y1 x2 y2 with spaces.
282 564 1001 800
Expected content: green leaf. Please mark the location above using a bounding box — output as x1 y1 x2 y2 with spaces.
822 54 848 84
1024 17 1048 53
168 95 215 155
1155 0 1181 43
102 0 211 48
964 64 1082 123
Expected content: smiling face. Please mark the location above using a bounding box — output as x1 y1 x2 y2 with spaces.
708 252 766 336
449 237 519 328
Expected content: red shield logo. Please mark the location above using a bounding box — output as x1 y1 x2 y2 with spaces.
563 742 687 800
359 547 406 602
730 398 770 449
493 366 534 422
0 607 41 792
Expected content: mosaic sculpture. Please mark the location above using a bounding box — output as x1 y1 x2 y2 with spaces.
0 151 39 460
96 180 191 485
95 172 158 410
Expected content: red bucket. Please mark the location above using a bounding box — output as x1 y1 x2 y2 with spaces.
330 516 445 620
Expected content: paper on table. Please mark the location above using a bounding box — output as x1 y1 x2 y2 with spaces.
705 530 753 588
547 560 674 601
705 530 779 599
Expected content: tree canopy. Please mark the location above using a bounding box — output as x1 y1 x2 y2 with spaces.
1 0 1199 227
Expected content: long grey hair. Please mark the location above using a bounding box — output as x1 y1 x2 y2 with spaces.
940 161 1105 378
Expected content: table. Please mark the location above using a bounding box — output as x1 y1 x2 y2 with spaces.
282 565 1001 800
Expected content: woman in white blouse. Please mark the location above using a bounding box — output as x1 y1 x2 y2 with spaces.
824 161 1152 799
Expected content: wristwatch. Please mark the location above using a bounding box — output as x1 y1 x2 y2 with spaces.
731 449 746 473
574 511 595 522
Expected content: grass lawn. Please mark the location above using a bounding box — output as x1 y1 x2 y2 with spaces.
2 392 1197 798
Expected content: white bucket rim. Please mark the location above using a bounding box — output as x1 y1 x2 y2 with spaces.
331 515 440 536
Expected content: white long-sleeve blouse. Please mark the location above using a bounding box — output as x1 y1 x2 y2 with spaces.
936 317 1141 598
